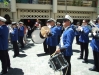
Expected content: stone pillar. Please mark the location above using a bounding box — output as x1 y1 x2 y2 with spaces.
50 11 54 19
51 0 57 20
53 0 57 13
12 12 18 22
97 0 99 14
10 0 17 22
10 0 16 12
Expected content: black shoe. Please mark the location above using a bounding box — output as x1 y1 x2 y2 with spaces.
77 57 83 59
0 71 7 75
82 60 88 63
13 55 17 58
8 67 12 70
21 46 24 49
49 64 52 68
89 68 97 71
45 52 49 54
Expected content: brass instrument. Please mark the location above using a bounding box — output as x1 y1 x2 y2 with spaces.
89 20 99 38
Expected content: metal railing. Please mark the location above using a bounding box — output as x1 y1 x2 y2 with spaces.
57 0 96 7
16 0 51 4
0 0 96 7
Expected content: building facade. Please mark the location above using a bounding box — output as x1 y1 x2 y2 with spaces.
0 0 98 24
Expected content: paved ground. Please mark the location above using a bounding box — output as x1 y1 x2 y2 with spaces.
0 37 99 75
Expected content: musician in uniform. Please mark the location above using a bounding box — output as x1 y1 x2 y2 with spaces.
89 19 99 72
56 22 62 44
10 22 19 58
18 22 24 48
0 16 11 74
43 22 51 54
55 15 75 75
75 22 80 44
78 20 90 63
46 18 59 56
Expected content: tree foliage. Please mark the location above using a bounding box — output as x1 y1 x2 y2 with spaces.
0 0 9 6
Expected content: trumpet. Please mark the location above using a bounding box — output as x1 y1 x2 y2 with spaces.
89 20 99 33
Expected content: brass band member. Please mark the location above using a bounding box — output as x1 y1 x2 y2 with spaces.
10 22 19 58
18 22 24 48
55 15 75 75
46 18 59 55
0 16 11 74
89 18 99 72
78 20 90 63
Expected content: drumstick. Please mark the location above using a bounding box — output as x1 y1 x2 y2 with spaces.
51 52 56 57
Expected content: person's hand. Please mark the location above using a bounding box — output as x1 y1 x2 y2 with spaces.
80 27 83 31
55 48 61 53
93 32 96 36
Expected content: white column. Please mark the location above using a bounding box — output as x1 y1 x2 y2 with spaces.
50 11 54 19
10 0 16 12
91 13 97 20
10 0 17 22
97 0 99 14
12 12 17 22
53 0 57 13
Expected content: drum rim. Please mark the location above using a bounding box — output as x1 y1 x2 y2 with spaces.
49 53 69 71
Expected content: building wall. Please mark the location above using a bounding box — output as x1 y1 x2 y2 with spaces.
0 3 97 22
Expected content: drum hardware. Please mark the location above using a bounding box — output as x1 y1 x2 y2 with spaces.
49 52 69 73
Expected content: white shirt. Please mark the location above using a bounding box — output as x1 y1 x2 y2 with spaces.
60 26 70 47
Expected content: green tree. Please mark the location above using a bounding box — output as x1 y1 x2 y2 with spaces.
0 0 9 6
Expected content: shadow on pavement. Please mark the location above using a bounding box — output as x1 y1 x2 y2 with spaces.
28 43 35 46
17 54 27 58
73 49 80 53
6 68 24 75
88 59 94 64
37 53 49 57
20 43 35 51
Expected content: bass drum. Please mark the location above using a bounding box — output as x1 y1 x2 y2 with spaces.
31 29 45 44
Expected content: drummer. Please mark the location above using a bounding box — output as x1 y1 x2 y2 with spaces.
46 18 59 56
55 15 75 75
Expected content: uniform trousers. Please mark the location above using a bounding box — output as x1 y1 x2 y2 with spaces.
19 36 24 48
63 56 71 75
58 35 61 44
76 35 79 44
93 51 99 71
49 46 56 55
12 41 19 56
80 42 89 60
0 50 11 72
43 39 49 53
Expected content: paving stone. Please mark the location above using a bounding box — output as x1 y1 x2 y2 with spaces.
0 38 99 75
